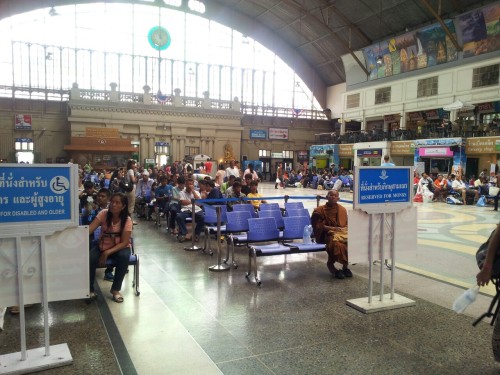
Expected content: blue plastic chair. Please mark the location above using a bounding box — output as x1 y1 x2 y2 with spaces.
232 203 258 218
260 203 280 211
247 216 325 285
203 205 227 254
225 211 252 267
285 202 304 211
258 209 284 229
285 208 310 218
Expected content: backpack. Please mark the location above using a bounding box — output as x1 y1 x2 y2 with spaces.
476 226 500 278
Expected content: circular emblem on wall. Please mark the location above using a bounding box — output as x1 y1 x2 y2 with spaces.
148 26 171 51
98 139 106 144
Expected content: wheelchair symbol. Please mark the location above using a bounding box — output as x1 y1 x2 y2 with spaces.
50 176 69 194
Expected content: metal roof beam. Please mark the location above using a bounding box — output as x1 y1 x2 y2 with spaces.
419 0 462 51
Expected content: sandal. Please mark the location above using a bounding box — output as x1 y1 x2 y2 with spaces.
111 292 124 303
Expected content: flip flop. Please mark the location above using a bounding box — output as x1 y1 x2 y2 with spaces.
111 292 124 303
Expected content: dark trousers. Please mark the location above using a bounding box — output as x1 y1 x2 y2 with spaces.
168 204 180 229
89 244 131 293
175 211 205 236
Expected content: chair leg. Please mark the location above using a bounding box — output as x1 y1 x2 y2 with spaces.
134 256 140 296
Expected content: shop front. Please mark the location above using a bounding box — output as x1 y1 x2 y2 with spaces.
406 108 450 138
390 141 415 166
338 144 354 170
64 137 137 172
309 144 339 171
356 148 383 166
477 101 500 134
465 136 500 178
414 138 465 177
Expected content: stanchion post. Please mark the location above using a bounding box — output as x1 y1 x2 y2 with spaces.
184 199 202 251
209 206 230 272
316 195 322 207
284 195 289 203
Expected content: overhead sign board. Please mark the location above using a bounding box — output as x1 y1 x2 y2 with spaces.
249 129 267 139
269 127 289 140
354 166 413 213
357 148 382 157
0 164 79 237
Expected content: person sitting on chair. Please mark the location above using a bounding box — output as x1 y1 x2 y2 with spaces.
247 181 267 210
88 192 133 303
450 174 467 203
135 171 154 218
311 189 352 279
176 178 204 242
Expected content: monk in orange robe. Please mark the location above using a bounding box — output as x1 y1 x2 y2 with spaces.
311 189 352 279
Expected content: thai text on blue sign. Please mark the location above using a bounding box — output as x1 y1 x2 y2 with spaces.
357 167 411 205
250 129 267 139
0 166 72 223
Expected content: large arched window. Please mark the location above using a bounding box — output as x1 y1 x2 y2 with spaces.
0 2 324 117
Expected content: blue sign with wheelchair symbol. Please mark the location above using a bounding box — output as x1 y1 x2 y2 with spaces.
0 166 72 223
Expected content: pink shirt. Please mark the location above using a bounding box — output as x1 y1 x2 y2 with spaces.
95 209 133 251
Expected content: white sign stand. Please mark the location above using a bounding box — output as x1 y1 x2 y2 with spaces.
346 212 416 313
347 166 416 314
0 164 82 374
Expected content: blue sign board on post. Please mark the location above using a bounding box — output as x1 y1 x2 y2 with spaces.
0 164 78 236
354 166 413 213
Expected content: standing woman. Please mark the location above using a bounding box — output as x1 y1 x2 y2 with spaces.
88 192 133 303
125 159 137 224
215 163 225 187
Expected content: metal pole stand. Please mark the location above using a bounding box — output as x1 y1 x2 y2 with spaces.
346 212 415 314
184 199 202 251
209 206 230 272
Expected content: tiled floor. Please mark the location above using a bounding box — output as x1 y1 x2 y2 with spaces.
1 182 500 374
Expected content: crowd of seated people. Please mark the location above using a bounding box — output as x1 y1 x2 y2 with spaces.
411 167 500 206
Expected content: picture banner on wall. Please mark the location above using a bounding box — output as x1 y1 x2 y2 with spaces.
15 114 32 130
364 19 458 81
459 3 500 58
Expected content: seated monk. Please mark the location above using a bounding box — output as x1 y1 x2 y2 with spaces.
311 189 352 279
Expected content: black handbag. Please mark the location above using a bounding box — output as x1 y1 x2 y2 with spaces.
119 180 134 192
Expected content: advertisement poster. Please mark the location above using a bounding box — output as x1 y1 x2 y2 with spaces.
14 114 32 130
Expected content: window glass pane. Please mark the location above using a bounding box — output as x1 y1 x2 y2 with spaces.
0 3 323 113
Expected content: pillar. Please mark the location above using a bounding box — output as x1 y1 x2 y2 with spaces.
140 136 147 164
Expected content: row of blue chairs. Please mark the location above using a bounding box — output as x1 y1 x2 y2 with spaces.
201 204 325 285
202 202 309 255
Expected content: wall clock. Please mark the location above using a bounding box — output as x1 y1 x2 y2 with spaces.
148 26 171 51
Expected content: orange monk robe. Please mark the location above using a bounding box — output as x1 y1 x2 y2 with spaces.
311 203 348 273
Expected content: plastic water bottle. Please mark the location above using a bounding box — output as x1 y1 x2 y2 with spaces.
303 225 312 244
452 286 479 313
